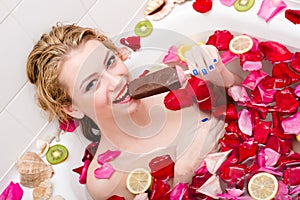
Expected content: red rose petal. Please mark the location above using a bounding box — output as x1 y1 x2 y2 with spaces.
258 41 293 63
149 154 175 180
285 9 300 25
120 36 141 51
193 0 213 14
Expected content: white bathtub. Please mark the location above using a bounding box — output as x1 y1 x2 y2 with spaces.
1 0 300 199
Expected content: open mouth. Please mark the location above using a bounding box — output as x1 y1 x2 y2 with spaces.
112 84 132 104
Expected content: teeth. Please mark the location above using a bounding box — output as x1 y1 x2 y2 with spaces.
113 85 129 104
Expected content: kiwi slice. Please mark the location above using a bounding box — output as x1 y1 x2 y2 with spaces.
134 20 153 37
46 144 68 165
234 0 255 12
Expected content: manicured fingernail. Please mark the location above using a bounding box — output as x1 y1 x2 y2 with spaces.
208 65 214 71
192 69 199 76
201 118 209 122
213 58 217 63
201 69 208 75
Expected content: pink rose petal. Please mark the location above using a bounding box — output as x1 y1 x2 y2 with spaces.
242 61 262 71
238 109 253 136
220 0 236 6
97 150 121 165
290 184 300 195
170 182 188 200
226 188 244 197
79 159 90 184
281 112 300 134
242 70 268 90
227 85 250 102
0 181 23 200
60 118 77 132
221 50 239 64
196 174 222 199
94 163 115 179
133 193 149 200
257 0 287 23
294 84 300 97
204 150 231 174
163 46 179 63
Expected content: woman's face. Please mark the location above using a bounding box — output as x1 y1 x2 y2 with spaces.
59 39 140 123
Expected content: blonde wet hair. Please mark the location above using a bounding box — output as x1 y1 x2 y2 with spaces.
26 23 120 140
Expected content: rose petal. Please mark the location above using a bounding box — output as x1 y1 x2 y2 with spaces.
170 182 189 200
285 9 300 25
97 150 121 165
221 50 239 64
257 84 276 103
227 85 250 102
257 148 280 167
282 112 300 134
242 70 268 90
150 178 171 200
60 118 77 132
238 109 253 136
0 181 23 200
196 174 222 199
226 188 244 197
219 0 236 6
294 84 300 97
94 163 115 179
204 150 232 174
79 159 90 184
257 0 287 23
107 195 125 200
163 46 179 64
242 61 262 71
289 184 300 195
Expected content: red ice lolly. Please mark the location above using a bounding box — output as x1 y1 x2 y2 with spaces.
128 66 187 99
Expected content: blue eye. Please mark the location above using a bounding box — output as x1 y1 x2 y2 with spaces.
106 55 116 67
85 78 98 92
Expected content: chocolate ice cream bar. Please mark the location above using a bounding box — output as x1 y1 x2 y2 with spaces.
128 66 187 99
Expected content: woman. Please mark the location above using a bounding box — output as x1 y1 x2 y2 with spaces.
26 23 242 199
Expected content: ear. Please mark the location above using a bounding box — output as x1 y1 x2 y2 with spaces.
61 105 84 119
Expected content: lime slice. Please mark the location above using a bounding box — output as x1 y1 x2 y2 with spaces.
248 172 278 200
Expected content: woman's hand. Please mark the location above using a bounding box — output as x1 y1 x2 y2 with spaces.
184 45 242 87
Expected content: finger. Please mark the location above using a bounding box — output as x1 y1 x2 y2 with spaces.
204 45 220 63
198 46 216 72
184 48 201 76
190 46 210 76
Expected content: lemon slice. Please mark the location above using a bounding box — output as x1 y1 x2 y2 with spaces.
229 35 253 54
248 172 278 200
296 133 300 143
178 44 192 62
126 168 152 194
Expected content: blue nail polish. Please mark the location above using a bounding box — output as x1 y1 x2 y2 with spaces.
213 58 217 63
201 118 208 122
201 69 208 75
192 69 199 76
209 65 214 71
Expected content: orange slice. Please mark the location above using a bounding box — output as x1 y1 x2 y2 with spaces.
248 172 278 200
229 35 253 54
126 168 152 194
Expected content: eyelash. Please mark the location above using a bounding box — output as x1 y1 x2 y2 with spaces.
106 55 116 68
85 78 99 92
85 54 117 92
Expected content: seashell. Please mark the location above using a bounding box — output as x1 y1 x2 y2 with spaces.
174 0 188 3
16 152 54 188
50 195 65 200
145 0 175 21
144 0 165 15
36 139 50 157
33 179 52 200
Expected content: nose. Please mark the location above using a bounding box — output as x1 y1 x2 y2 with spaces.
100 71 123 91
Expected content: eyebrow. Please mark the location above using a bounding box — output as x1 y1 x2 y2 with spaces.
79 51 110 90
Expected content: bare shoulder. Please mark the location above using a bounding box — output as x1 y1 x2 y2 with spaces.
86 159 134 199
